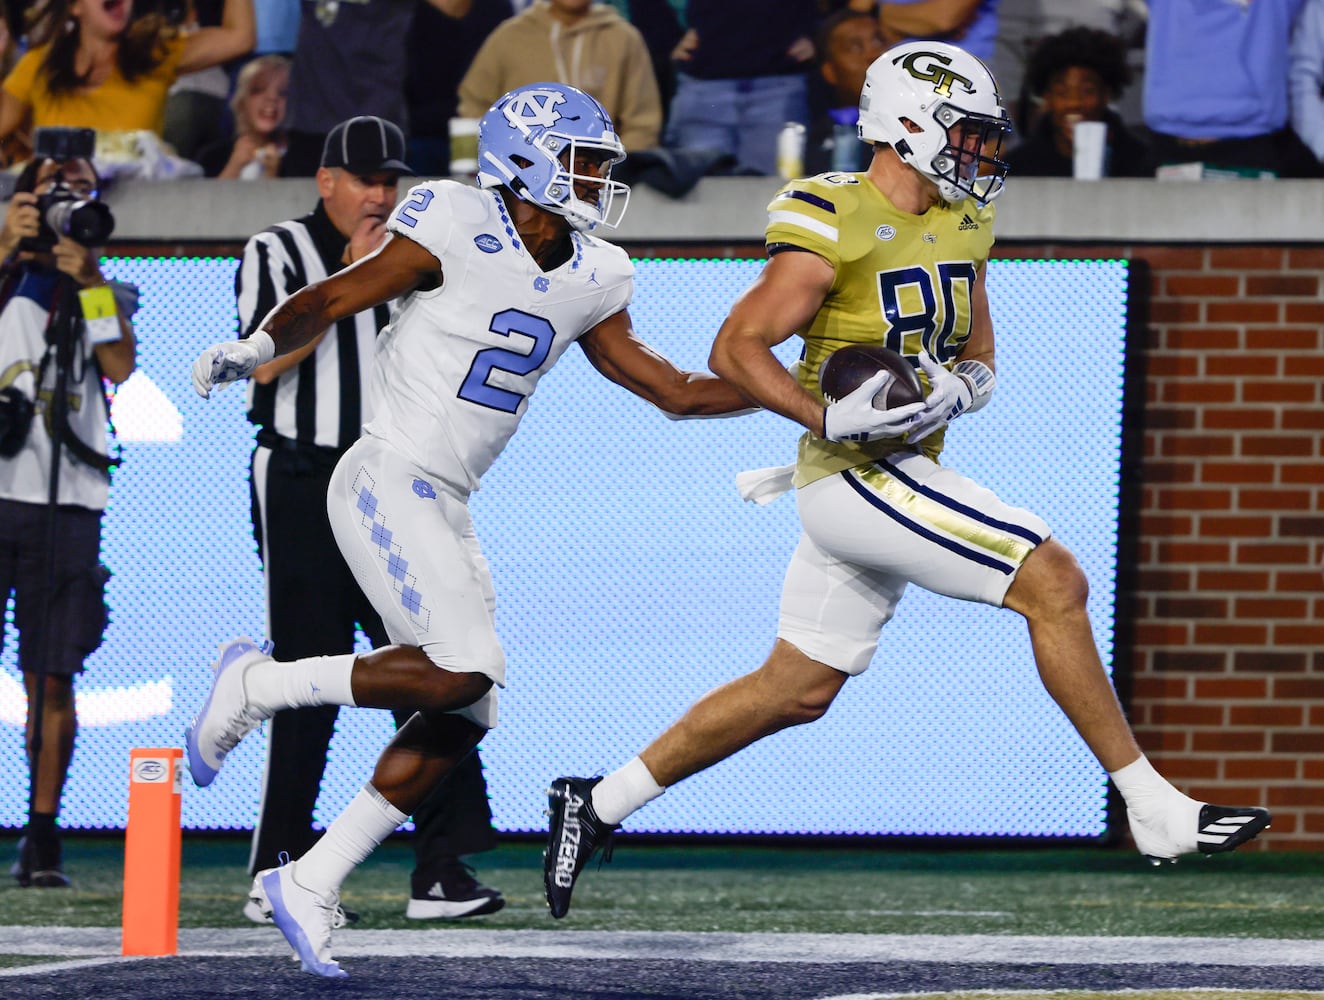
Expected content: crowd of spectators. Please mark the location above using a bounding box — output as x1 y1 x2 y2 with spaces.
1 0 1323 191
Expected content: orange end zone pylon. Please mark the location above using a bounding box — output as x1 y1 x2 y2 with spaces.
122 747 183 956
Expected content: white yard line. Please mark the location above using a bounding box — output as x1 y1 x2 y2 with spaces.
0 956 152 978
1 928 1321 971
819 992 1324 1000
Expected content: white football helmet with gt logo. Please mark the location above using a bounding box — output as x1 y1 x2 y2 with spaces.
858 41 1011 205
476 82 630 231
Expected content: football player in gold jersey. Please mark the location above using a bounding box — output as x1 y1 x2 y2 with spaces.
544 41 1271 918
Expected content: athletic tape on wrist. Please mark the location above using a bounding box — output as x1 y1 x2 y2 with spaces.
953 359 995 413
248 329 277 365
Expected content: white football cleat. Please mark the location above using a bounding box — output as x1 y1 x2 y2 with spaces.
185 637 274 787
251 861 348 978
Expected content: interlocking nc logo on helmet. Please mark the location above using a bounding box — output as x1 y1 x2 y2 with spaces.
897 50 975 98
503 89 567 130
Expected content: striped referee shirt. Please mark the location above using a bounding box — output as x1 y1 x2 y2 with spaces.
237 202 392 451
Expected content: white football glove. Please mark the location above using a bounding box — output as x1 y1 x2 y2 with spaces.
191 331 275 399
822 370 925 443
906 351 974 442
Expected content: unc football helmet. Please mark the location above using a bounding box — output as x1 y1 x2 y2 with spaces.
858 41 1011 204
476 82 630 231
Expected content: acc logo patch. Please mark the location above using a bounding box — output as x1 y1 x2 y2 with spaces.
412 478 437 500
133 759 169 783
474 234 502 254
875 225 896 241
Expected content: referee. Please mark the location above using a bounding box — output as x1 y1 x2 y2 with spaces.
237 115 504 921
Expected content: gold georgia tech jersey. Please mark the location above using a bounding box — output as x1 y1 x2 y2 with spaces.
763 171 997 487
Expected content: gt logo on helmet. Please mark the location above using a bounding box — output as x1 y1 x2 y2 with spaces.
503 90 566 130
896 51 975 99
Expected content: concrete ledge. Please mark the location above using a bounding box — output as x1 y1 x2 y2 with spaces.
98 176 1324 244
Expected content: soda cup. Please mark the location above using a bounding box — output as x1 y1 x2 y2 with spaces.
1072 121 1107 180
777 122 806 180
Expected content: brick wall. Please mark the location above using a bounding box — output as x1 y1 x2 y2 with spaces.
1000 243 1324 851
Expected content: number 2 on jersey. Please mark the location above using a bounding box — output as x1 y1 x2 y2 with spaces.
458 309 555 413
394 189 435 228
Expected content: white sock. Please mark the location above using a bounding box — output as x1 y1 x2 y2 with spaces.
1109 755 1203 855
245 653 357 714
294 783 406 895
591 756 666 826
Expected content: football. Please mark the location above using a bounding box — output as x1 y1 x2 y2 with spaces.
818 344 924 409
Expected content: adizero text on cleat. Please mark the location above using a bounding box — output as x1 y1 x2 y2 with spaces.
186 637 274 787
1196 804 1272 855
543 775 618 919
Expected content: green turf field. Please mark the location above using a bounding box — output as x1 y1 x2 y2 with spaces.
3 835 1322 939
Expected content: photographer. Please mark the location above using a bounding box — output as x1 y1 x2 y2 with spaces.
0 141 135 888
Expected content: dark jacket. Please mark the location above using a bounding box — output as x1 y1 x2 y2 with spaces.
1006 111 1158 178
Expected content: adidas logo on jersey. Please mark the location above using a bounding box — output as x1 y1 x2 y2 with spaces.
958 213 980 231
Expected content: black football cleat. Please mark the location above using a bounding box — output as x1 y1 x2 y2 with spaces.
543 776 617 918
12 834 71 888
406 860 505 920
1132 802 1272 866
1195 804 1272 855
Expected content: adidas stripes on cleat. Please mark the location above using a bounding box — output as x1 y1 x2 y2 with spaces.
406 860 505 920
1194 804 1272 855
1131 801 1272 865
543 775 618 919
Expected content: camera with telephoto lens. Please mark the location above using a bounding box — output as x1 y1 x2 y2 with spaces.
21 127 116 253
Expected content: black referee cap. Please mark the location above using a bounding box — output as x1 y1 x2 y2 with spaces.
320 116 412 174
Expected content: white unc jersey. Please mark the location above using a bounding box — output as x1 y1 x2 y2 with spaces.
371 180 634 492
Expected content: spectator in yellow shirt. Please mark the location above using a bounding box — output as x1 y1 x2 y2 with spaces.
0 0 255 167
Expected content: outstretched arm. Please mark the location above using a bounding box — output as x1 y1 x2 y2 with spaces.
192 234 438 398
263 235 435 353
578 309 757 417
250 212 395 383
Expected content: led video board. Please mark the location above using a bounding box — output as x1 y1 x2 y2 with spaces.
0 257 1133 839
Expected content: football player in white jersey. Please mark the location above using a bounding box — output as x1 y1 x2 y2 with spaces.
185 82 754 977
542 41 1272 918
